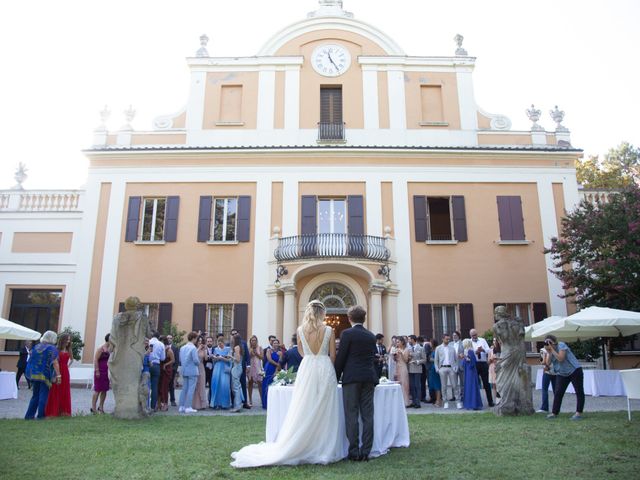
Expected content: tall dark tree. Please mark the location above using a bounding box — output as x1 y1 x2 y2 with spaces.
545 184 640 311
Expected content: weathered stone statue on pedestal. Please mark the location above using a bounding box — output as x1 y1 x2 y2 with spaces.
108 296 152 419
493 306 534 416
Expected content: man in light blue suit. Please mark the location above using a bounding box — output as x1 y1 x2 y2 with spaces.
179 331 200 414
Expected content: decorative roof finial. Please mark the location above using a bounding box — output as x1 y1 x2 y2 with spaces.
196 34 209 58
12 162 28 190
526 104 544 131
309 0 352 18
120 105 136 131
549 105 568 132
454 34 468 56
95 105 110 132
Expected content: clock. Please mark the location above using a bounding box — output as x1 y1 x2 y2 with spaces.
311 44 351 77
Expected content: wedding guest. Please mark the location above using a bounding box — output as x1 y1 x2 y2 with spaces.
280 334 303 372
470 328 494 407
247 335 263 407
192 337 208 410
16 341 32 389
263 335 276 368
488 338 501 404
450 331 464 404
210 336 232 409
141 339 151 412
262 338 283 409
545 335 585 420
45 333 73 417
179 332 200 414
407 335 426 408
428 339 442 406
148 331 166 411
462 339 483 410
204 336 215 396
230 334 244 413
158 336 175 411
419 336 431 403
374 334 387 378
230 328 250 409
167 334 179 407
24 331 60 420
387 336 398 382
537 344 556 413
434 333 460 409
392 336 411 407
91 333 111 414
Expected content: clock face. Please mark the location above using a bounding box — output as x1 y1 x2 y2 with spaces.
311 44 351 77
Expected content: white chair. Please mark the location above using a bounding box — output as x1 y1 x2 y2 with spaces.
68 367 94 389
620 369 640 421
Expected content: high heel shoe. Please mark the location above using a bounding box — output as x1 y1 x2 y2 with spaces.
90 408 97 415
97 407 104 414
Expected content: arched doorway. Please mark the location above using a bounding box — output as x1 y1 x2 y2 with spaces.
309 282 356 338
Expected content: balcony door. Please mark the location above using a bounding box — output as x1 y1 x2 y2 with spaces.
318 198 347 255
319 86 343 140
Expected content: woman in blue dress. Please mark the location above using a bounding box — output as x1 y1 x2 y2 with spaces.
463 339 483 410
210 336 232 409
427 339 442 406
261 339 283 409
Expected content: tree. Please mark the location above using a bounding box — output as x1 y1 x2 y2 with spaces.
544 184 640 311
576 141 640 189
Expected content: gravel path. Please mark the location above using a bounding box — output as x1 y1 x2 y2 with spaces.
1 386 637 419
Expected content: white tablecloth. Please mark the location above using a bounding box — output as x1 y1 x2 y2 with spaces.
535 368 626 397
0 371 18 400
266 383 410 458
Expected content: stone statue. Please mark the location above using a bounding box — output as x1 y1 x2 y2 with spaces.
492 306 534 416
108 296 152 419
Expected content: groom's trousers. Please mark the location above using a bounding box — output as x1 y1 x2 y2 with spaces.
342 382 375 458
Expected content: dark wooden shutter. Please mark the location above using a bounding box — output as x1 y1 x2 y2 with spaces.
497 196 525 241
320 86 343 124
233 303 249 339
418 304 433 340
301 196 317 256
164 196 180 242
192 303 206 333
237 196 251 242
459 304 475 337
347 195 364 256
451 195 468 242
197 196 212 242
158 303 172 334
118 302 125 313
125 196 141 242
533 303 548 323
413 195 427 242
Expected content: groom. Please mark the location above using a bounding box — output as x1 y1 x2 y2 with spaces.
334 305 378 461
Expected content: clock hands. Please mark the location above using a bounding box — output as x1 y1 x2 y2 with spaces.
327 52 340 72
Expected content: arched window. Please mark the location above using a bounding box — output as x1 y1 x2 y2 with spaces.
310 283 356 313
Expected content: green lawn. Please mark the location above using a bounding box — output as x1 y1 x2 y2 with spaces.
1 412 638 479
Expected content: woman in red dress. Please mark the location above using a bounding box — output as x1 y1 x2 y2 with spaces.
45 333 73 416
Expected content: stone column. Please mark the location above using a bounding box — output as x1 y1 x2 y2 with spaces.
368 285 385 334
266 288 279 340
282 286 297 346
383 288 399 336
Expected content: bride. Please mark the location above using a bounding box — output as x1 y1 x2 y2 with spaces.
231 300 344 467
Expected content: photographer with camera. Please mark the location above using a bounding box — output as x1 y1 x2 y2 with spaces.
536 342 556 413
543 335 584 420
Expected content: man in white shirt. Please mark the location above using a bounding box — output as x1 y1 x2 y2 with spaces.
434 334 459 409
469 328 494 407
148 331 166 411
450 331 464 408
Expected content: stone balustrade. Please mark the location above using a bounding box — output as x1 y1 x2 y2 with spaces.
0 190 84 212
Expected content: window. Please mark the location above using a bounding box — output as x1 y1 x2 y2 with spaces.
4 289 62 351
497 196 526 241
319 86 344 141
219 85 243 123
211 197 238 242
433 305 457 341
420 85 445 124
140 197 166 242
318 198 346 234
613 335 640 352
140 303 160 331
426 197 453 241
207 304 234 338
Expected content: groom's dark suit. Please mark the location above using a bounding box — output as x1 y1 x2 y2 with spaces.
334 323 378 460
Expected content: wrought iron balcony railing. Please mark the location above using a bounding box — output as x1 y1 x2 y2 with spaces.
275 234 390 261
317 122 346 142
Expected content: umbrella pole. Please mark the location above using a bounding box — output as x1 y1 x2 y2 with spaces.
601 338 607 370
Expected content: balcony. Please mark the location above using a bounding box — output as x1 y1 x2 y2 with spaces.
317 122 346 143
274 234 390 262
0 190 83 212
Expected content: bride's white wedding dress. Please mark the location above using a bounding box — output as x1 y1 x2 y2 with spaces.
231 325 344 468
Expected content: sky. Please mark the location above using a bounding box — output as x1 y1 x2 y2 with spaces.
0 0 638 190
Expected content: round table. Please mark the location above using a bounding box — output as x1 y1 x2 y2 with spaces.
266 382 410 458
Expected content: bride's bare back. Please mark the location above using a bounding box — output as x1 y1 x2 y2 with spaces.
299 325 336 361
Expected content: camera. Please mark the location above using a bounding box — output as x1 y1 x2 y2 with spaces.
544 339 553 346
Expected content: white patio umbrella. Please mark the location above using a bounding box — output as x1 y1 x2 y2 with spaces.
524 316 565 341
0 317 42 341
532 307 640 340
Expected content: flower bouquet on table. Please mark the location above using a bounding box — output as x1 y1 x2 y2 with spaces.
378 376 394 384
271 366 297 386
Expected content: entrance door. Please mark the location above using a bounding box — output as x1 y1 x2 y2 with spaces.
309 282 356 337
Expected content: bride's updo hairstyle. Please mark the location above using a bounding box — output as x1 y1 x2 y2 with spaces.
302 300 326 333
